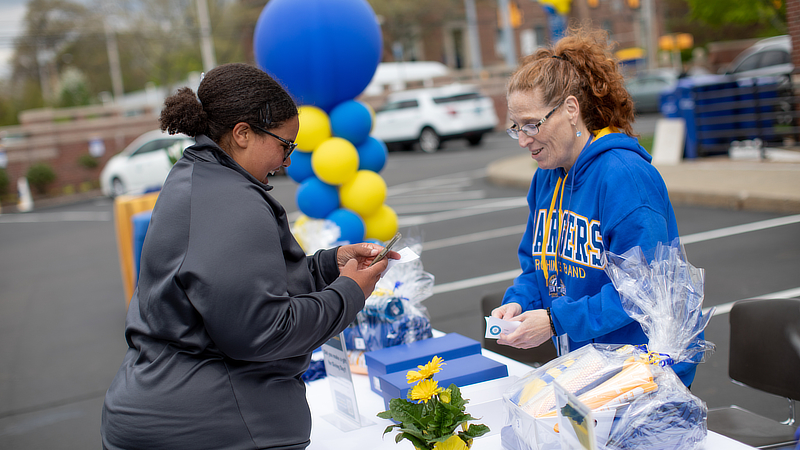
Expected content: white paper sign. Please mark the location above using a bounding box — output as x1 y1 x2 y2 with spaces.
320 333 374 432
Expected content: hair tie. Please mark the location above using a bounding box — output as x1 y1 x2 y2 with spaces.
551 54 566 61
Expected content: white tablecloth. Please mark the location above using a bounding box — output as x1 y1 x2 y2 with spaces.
305 346 755 450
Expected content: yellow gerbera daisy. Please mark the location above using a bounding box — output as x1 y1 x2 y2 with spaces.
406 356 446 384
409 379 443 403
433 435 469 450
406 369 426 384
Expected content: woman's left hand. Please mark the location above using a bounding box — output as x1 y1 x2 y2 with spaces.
336 243 400 271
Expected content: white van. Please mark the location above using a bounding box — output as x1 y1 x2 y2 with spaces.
362 62 450 96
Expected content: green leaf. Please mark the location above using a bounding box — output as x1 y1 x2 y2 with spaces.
397 422 426 440
381 424 400 436
398 432 429 449
428 401 458 436
377 410 393 419
388 398 425 427
461 423 491 438
448 384 468 409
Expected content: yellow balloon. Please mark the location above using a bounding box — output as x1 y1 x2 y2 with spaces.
293 214 310 229
339 170 387 217
364 103 376 132
296 105 331 152
363 204 398 242
312 137 359 185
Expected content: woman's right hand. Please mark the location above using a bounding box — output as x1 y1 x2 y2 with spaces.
491 302 523 320
339 257 388 299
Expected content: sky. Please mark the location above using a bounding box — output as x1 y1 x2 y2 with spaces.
0 0 27 79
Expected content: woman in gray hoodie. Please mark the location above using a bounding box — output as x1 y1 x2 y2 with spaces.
101 63 394 450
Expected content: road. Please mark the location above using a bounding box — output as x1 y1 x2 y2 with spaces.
1 126 798 448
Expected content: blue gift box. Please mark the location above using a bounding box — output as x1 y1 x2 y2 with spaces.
378 353 509 409
364 333 482 395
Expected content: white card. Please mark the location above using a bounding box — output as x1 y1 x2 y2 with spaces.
484 316 521 339
382 247 419 275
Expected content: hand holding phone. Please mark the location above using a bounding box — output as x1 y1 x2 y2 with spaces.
369 232 401 267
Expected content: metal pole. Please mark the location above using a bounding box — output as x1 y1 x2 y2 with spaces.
104 19 124 102
196 0 217 72
464 0 483 72
642 0 657 70
497 0 517 68
36 42 50 103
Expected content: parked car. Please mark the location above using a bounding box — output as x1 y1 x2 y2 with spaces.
625 69 678 114
100 129 193 198
371 84 499 153
723 35 793 79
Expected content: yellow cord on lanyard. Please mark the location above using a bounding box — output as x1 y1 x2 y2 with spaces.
540 172 568 291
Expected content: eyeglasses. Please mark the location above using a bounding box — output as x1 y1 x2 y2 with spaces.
253 125 297 163
506 100 565 139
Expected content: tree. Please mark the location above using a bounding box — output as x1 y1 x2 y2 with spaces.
9 0 92 108
684 0 786 36
661 0 787 62
57 67 92 107
2 0 276 121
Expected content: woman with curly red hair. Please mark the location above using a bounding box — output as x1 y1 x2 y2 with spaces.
492 28 700 387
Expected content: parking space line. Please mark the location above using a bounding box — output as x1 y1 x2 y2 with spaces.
681 214 800 244
432 269 522 295
704 287 800 316
0 211 112 223
424 225 526 251
398 197 528 226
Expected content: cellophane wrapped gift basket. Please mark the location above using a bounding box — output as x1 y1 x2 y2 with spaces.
344 234 435 370
502 239 716 450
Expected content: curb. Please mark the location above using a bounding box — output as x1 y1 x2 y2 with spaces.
0 190 106 214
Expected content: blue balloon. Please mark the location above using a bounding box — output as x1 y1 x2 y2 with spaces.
327 208 365 244
296 177 339 219
285 149 314 183
357 136 388 173
253 0 382 112
330 100 373 146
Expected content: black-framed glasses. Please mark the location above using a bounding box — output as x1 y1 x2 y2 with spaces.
253 125 297 163
506 100 565 139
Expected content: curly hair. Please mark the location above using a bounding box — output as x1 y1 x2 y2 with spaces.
160 63 298 143
507 27 635 136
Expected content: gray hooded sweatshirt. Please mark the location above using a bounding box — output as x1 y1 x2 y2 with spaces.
101 135 365 449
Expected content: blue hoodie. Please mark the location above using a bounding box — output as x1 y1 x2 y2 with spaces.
502 131 698 386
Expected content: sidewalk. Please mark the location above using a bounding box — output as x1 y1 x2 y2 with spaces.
487 154 800 214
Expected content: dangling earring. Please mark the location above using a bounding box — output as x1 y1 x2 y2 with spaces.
573 123 582 137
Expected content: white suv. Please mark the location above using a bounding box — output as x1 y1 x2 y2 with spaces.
371 84 499 153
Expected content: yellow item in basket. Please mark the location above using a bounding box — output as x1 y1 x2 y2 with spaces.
537 359 658 418
576 360 652 411
518 359 576 406
593 381 658 412
522 347 608 417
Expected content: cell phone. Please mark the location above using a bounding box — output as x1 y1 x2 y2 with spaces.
369 232 402 267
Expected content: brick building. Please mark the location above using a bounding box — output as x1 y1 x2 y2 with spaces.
377 0 661 71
